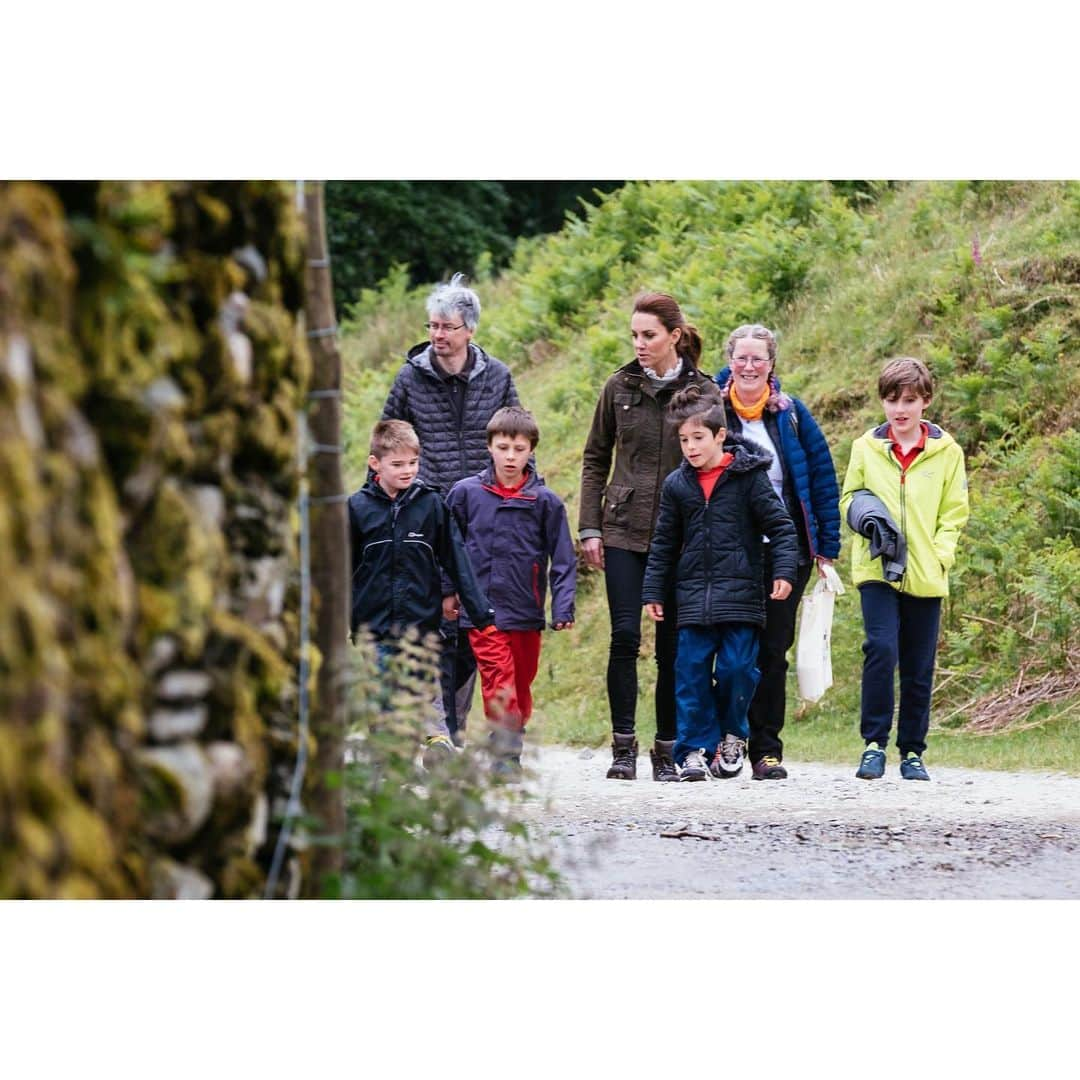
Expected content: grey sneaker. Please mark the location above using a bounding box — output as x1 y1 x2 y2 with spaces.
711 733 746 778
679 748 710 782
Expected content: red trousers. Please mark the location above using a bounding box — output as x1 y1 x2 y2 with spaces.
467 628 542 731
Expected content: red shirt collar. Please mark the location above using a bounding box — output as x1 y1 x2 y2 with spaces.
888 421 928 451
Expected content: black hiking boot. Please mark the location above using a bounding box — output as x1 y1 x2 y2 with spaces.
606 733 638 780
650 739 679 782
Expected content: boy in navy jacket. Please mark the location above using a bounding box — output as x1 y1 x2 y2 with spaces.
349 420 494 767
447 407 576 777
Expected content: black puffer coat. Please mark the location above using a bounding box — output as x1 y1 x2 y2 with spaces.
381 342 519 495
642 437 799 629
348 478 493 638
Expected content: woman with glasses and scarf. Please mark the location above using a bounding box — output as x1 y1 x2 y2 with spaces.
579 293 721 781
713 324 841 780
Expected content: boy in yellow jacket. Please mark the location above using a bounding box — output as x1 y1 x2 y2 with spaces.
840 358 969 780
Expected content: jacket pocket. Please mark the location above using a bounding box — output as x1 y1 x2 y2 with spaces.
613 389 643 442
602 484 634 528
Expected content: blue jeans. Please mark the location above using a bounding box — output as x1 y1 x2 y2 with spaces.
859 583 942 756
673 624 760 765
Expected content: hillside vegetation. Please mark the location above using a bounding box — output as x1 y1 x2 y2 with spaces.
341 181 1080 773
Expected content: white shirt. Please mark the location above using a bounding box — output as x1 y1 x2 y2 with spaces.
739 418 784 540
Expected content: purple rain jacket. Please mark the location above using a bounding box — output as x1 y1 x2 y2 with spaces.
447 464 576 631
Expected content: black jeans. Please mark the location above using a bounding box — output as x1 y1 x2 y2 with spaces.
604 546 677 741
439 619 477 739
747 553 812 764
859 582 942 756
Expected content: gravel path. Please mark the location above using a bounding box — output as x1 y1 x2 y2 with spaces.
516 745 1080 899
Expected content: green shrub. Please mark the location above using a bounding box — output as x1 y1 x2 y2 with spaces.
326 630 563 900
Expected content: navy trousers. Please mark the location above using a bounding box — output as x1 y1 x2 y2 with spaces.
859 582 942 756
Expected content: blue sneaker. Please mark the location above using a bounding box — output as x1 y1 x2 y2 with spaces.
900 753 930 781
856 743 886 779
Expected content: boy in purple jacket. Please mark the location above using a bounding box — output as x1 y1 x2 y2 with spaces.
447 407 576 777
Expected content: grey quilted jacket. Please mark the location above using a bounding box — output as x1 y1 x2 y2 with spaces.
381 342 520 495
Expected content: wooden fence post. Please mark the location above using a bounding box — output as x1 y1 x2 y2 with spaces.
302 181 348 891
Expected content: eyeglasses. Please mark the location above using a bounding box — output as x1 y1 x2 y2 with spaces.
731 355 771 368
425 322 466 333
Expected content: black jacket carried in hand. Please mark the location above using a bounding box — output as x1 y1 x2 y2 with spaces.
348 478 494 638
845 488 907 582
642 437 799 629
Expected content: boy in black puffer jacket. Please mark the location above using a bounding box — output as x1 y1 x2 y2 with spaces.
349 420 494 769
642 386 798 781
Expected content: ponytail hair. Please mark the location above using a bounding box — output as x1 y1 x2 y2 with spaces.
633 292 703 369
668 382 726 435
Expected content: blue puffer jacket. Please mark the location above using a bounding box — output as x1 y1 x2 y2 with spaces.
381 342 520 495
447 465 577 632
714 367 841 560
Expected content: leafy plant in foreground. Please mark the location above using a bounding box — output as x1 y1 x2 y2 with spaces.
325 629 563 900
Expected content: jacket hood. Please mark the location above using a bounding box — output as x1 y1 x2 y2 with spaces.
721 433 775 473
406 341 490 381
866 421 957 460
870 420 946 441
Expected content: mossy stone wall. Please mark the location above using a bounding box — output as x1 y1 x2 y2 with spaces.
0 181 311 898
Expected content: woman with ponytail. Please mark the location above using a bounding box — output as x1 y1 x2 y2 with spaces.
714 324 841 779
579 293 719 781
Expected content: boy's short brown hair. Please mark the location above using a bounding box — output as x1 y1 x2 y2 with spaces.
369 418 420 459
879 357 933 401
486 406 540 449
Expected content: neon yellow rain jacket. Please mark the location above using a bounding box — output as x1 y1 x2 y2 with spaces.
840 421 969 597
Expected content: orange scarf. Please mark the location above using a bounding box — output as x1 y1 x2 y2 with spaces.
730 381 770 421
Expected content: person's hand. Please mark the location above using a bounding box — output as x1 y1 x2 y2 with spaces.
815 556 834 580
770 579 792 601
442 594 460 621
581 537 605 570
553 621 574 631
645 602 664 622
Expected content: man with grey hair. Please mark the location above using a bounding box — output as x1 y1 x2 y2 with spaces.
381 272 520 745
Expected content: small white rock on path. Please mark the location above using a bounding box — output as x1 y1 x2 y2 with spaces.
514 745 1080 899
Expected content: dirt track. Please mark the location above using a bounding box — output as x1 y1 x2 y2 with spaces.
518 745 1080 899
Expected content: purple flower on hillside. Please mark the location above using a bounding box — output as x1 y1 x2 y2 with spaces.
972 233 982 267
